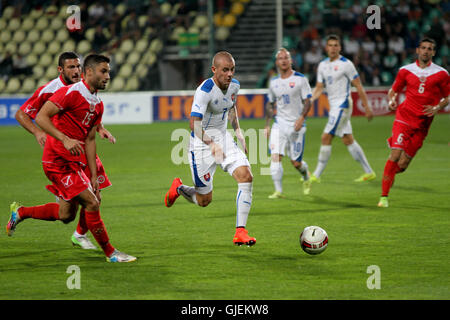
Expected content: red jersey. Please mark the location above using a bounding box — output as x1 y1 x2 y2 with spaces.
392 60 449 129
42 79 104 165
20 75 69 119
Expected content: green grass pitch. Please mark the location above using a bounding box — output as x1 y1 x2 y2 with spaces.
0 115 449 300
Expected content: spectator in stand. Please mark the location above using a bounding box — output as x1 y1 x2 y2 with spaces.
351 16 367 39
284 5 302 37
388 35 405 55
93 25 109 53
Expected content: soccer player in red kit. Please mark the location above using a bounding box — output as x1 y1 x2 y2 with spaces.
15 52 115 250
7 54 136 262
378 38 449 208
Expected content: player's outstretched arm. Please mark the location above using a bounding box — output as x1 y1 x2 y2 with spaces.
36 101 84 156
85 125 99 197
423 96 449 117
97 123 116 144
352 77 373 121
311 82 324 102
228 106 248 153
190 115 225 162
264 101 275 138
15 109 47 149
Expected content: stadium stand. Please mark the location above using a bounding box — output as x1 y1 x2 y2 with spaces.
0 0 448 92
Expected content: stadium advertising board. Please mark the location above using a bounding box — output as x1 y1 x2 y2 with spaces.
1 88 448 126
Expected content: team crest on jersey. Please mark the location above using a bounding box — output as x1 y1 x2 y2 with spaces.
289 82 295 88
334 66 339 71
419 76 427 83
89 103 96 112
61 175 73 188
231 93 235 102
204 173 211 181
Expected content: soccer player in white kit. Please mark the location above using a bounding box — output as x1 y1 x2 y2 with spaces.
164 51 256 246
264 48 313 198
310 35 376 183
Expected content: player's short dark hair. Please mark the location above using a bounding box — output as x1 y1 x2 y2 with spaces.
82 54 110 73
418 37 436 50
326 34 341 44
58 51 79 68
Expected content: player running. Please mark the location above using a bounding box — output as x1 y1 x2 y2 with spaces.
7 54 136 263
164 51 256 246
310 34 376 183
14 52 115 250
264 48 313 198
378 37 449 208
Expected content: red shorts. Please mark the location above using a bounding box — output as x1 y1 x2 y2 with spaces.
387 120 429 158
84 155 111 190
43 162 92 201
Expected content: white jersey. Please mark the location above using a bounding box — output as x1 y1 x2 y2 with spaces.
316 55 359 109
268 71 312 123
190 77 240 134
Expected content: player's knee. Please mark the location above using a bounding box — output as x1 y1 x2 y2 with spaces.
59 210 76 224
85 198 100 212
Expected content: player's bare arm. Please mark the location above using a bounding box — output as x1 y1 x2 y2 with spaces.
190 115 225 160
36 101 84 156
311 82 324 102
85 125 99 197
228 105 248 154
264 101 275 138
387 88 399 111
352 77 373 121
97 123 116 144
15 108 47 149
295 98 312 131
423 96 449 117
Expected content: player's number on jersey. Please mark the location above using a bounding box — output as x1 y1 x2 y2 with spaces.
82 112 94 126
418 83 425 94
282 94 290 104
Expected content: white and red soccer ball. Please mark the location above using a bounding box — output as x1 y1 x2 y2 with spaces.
300 226 328 255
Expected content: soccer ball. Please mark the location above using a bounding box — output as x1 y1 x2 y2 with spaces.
300 226 328 255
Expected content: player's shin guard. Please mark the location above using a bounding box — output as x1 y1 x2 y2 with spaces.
270 161 283 193
236 182 252 228
381 159 400 197
313 145 332 178
178 185 198 205
84 210 115 257
18 203 60 221
347 141 373 173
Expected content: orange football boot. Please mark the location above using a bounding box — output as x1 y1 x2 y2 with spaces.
164 178 182 207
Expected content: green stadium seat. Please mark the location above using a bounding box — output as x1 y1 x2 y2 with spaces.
18 41 32 56
30 8 44 19
21 78 36 94
21 17 35 32
119 39 134 54
26 29 40 43
149 38 163 53
170 26 186 41
215 27 230 41
40 53 53 68
135 39 149 53
142 51 157 67
128 52 141 65
160 2 172 16
110 76 125 92
5 78 21 94
77 40 92 55
61 39 76 52
125 76 139 91
35 17 49 31
56 29 69 42
32 42 46 55
48 41 61 55
32 65 45 79
193 15 208 29
26 53 39 66
12 30 26 44
41 30 55 43
118 64 133 78
8 18 21 32
2 6 15 19
50 17 64 30
0 30 12 43
45 65 58 79
0 79 5 92
85 28 96 41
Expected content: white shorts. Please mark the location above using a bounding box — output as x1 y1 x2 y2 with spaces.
269 119 306 162
189 130 250 194
323 98 353 138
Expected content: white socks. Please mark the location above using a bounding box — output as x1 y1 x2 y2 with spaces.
347 141 373 173
178 184 198 205
236 182 252 228
313 145 332 178
270 161 283 193
296 160 309 180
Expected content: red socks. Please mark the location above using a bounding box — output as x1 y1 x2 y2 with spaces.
18 203 60 221
84 210 115 257
381 160 400 197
